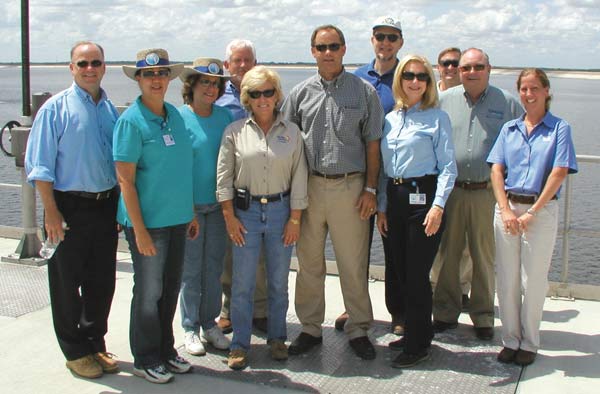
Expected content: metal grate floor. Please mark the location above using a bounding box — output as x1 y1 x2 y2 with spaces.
0 262 49 318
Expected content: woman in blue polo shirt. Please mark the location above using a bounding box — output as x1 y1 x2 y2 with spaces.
488 68 578 366
113 48 198 384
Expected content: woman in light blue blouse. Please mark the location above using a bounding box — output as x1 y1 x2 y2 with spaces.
177 58 234 356
377 54 456 369
488 68 577 366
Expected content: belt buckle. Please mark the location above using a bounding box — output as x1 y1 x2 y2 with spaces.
260 197 268 204
96 192 102 200
393 178 402 185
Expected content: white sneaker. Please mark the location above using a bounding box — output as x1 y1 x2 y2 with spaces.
203 325 231 350
184 331 206 356
133 364 174 384
165 355 192 374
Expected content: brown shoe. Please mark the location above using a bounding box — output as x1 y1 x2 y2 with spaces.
218 317 233 334
514 349 537 366
269 340 288 361
93 352 119 373
334 312 349 331
227 349 248 370
65 355 103 379
497 347 518 364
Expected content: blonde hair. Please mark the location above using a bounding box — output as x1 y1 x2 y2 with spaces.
392 54 438 110
240 66 283 112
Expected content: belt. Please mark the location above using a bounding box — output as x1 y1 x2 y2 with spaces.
311 170 361 179
507 191 557 204
251 190 290 204
66 188 114 200
390 174 437 185
455 181 489 190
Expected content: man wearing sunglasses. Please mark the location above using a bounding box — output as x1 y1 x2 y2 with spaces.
337 16 404 337
433 48 523 341
436 47 462 92
25 41 120 379
283 24 384 360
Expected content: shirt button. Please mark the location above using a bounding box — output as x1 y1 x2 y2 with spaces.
467 164 471 167
324 123 328 127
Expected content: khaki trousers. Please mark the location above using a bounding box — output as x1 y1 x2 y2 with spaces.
295 173 373 339
431 240 472 295
433 186 496 327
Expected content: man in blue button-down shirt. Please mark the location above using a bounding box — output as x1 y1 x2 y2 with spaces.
25 41 120 379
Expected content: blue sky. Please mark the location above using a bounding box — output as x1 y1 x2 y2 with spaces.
1 0 600 69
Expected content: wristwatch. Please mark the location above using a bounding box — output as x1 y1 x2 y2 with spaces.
526 208 537 216
364 187 377 195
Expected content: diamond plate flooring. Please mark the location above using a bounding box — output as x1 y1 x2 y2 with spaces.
0 262 49 317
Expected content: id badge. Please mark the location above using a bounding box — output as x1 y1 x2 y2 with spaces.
163 134 176 146
409 193 426 205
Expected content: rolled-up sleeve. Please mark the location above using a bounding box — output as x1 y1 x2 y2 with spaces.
433 112 457 208
289 124 308 210
216 125 236 202
25 107 59 185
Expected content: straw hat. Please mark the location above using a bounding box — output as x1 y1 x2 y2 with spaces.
122 48 184 81
179 58 230 82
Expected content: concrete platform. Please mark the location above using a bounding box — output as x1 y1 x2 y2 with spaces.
0 235 598 394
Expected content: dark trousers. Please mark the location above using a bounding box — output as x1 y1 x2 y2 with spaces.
47 190 118 361
386 177 444 354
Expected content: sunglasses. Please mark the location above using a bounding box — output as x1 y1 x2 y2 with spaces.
141 69 171 78
374 33 401 43
440 59 459 68
198 79 220 88
75 60 103 68
248 89 276 99
459 64 487 72
314 43 342 52
401 72 430 82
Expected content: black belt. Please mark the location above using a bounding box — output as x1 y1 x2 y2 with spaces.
455 181 489 190
507 191 557 204
311 170 361 179
251 190 290 204
65 188 114 200
390 174 436 185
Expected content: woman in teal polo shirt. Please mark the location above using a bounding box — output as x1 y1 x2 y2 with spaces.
113 48 198 385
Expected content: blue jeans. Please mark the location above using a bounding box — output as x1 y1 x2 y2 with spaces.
180 203 227 332
231 197 292 351
125 224 187 368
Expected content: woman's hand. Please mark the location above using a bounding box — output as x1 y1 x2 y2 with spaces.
135 227 157 256
376 211 388 237
501 207 521 235
225 215 247 247
517 211 535 233
283 219 300 247
187 216 200 240
423 206 443 237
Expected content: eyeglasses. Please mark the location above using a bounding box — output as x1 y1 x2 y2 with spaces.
198 79 220 88
459 64 487 72
374 33 401 43
248 89 276 99
401 72 430 82
440 59 459 68
75 60 103 68
314 43 342 52
141 69 171 78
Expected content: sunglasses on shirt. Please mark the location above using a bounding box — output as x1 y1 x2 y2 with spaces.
459 64 487 72
248 89 276 99
314 43 342 52
75 60 103 68
140 69 171 78
374 33 401 43
440 59 460 68
401 72 430 82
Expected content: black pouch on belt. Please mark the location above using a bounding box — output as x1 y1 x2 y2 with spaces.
235 188 250 210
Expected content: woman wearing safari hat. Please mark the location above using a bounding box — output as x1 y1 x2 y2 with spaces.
177 58 234 356
113 48 199 384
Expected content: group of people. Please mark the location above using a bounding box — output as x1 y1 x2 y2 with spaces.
24 14 577 385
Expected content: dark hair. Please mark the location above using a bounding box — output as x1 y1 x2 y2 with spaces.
181 74 226 105
311 25 346 47
437 47 461 64
70 41 104 60
517 68 552 111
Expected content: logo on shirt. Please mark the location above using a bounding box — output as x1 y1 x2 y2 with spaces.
277 135 290 144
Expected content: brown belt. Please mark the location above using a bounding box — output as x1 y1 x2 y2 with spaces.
455 181 488 190
311 170 361 179
507 191 557 204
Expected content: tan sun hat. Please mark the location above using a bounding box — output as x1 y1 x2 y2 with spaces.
122 48 184 81
179 58 230 82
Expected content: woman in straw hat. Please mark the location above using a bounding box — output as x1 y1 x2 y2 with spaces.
216 66 308 370
113 48 199 384
177 58 234 356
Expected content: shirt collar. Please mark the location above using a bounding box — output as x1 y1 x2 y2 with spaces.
463 85 490 105
367 58 398 78
246 111 285 129
72 82 107 104
318 67 347 89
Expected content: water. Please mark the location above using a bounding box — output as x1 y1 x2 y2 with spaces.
1 65 599 285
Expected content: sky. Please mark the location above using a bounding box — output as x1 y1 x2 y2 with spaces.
1 0 600 69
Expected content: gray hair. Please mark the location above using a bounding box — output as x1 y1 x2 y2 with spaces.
225 39 256 61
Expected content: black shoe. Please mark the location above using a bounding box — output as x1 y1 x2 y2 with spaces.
391 350 430 368
288 332 322 355
474 326 494 340
349 336 376 360
388 337 405 351
514 349 537 366
432 320 458 333
461 294 470 311
252 317 268 333
497 347 518 363
334 312 348 331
